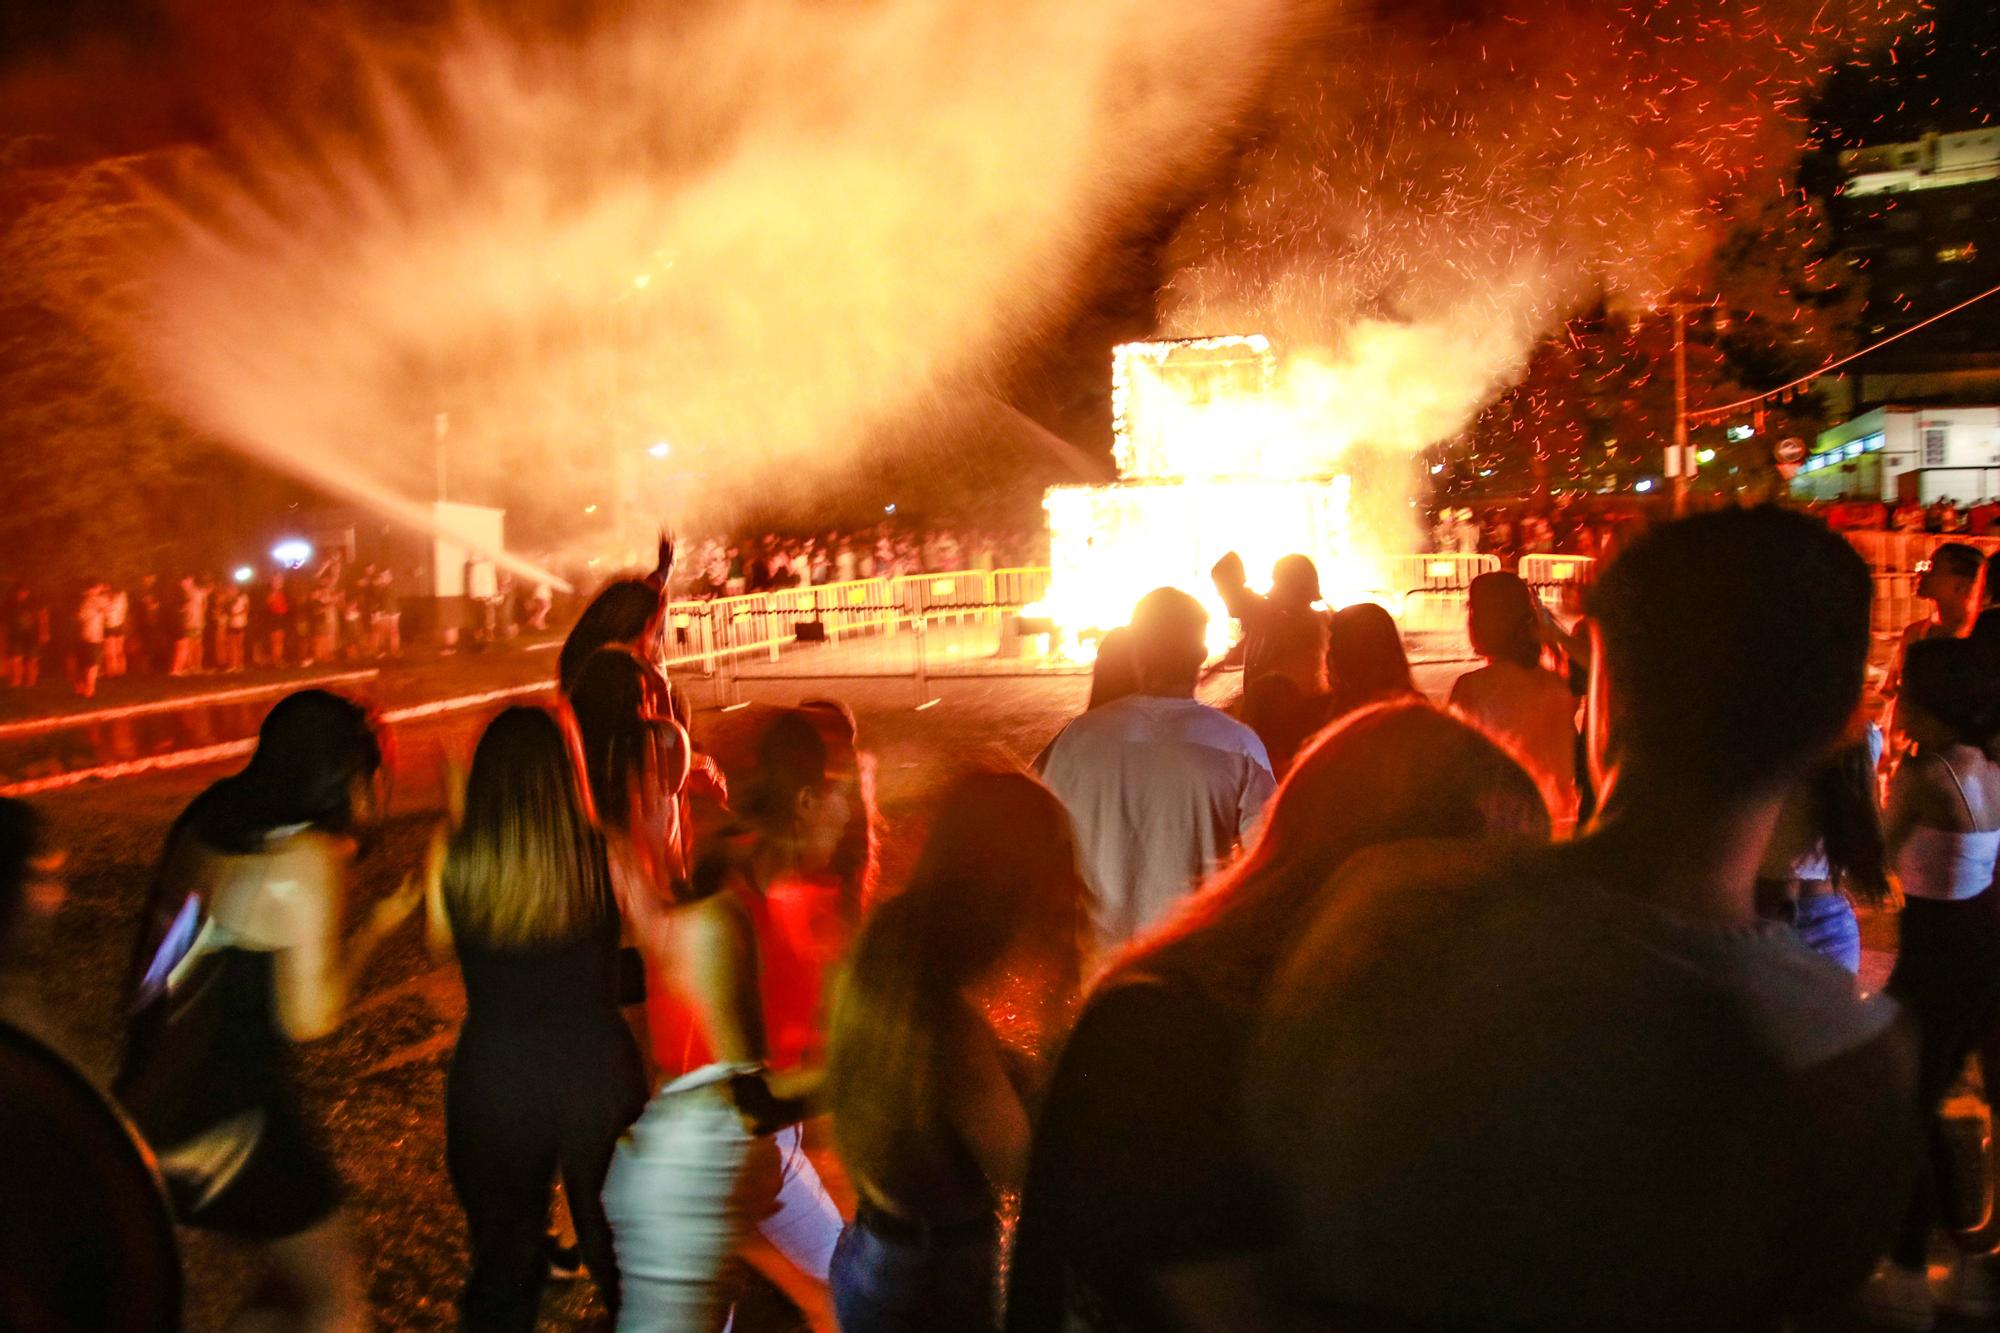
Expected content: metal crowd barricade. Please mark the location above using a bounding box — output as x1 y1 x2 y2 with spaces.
990 567 1052 608
1384 553 1501 639
1519 553 1598 616
661 555 1634 689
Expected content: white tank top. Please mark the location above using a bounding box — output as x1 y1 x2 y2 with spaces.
1897 755 2000 901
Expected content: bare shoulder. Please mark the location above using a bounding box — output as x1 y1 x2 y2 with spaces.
209 829 350 947
679 886 754 951
261 828 351 888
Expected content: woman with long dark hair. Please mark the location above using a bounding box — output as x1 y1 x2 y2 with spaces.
559 581 664 694
1449 571 1579 829
1754 729 1890 974
1866 638 2000 1326
1318 602 1417 725
557 535 677 694
1008 701 1550 1332
604 708 849 1330
826 769 1087 1332
570 645 694 1082
118 689 410 1332
425 706 646 1329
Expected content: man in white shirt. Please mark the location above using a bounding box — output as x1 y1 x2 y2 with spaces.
1038 587 1275 952
75 583 109 698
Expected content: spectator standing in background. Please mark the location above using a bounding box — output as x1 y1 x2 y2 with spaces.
132 574 165 677
1885 542 1983 752
1318 602 1418 728
261 573 290 668
1449 572 1580 830
221 580 251 672
171 575 207 676
102 581 129 678
1037 588 1274 954
7 584 48 688
73 582 108 698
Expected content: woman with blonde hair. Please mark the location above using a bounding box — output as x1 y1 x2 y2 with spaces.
426 706 645 1328
1008 700 1550 1332
826 768 1087 1331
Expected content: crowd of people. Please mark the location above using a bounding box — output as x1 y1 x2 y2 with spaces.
19 505 2000 1331
665 525 1038 600
1425 496 1647 563
1816 494 2000 537
4 559 405 699
1428 491 2000 568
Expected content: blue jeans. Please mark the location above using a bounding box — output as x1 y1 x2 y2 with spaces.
1794 891 1861 975
830 1213 998 1333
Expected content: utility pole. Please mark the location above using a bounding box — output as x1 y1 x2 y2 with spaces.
434 411 450 505
1671 302 1691 517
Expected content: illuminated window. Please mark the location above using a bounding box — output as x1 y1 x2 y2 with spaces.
1924 426 1949 467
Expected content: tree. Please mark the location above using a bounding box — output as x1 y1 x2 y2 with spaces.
0 145 261 580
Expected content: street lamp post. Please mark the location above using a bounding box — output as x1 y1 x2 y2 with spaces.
434 411 450 504
1671 302 1691 517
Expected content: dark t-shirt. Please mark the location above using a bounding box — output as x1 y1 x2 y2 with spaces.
1245 841 1919 1331
1008 970 1280 1332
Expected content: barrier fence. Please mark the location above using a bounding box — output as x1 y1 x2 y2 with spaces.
644 532 1940 695
655 559 1608 693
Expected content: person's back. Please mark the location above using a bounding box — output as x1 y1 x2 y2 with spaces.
1243 508 1919 1330
1039 588 1274 950
1449 660 1578 825
433 706 645 1326
1248 839 1915 1331
1038 691 1272 948
451 906 628 1052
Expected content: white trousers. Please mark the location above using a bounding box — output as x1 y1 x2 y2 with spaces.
605 1075 842 1331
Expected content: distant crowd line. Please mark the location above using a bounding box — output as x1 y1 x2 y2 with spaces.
4 560 407 701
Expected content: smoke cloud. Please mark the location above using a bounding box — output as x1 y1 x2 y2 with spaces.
123 0 1318 552
67 0 1915 565
1163 0 1918 460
